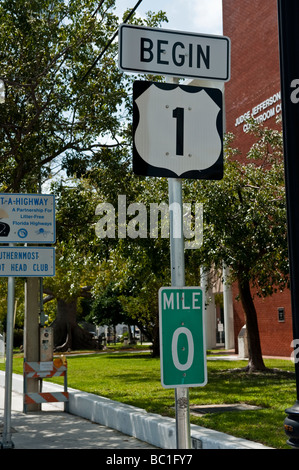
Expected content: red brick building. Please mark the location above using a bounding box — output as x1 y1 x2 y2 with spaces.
222 0 293 356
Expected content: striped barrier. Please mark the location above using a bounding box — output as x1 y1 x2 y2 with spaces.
24 361 67 378
23 359 69 412
24 391 69 405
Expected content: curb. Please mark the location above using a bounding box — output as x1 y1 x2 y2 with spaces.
0 371 272 449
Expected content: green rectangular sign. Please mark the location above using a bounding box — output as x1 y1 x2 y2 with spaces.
159 286 207 388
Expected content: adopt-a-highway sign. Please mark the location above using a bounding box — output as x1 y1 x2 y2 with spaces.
0 194 55 244
159 287 207 388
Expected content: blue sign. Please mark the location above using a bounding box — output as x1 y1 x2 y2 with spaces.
0 247 55 277
0 194 55 243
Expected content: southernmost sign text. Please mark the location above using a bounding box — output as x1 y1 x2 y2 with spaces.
0 247 55 277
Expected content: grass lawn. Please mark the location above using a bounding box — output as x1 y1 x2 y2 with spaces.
1 350 297 449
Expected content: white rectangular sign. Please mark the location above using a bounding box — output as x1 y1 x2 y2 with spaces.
0 246 55 277
0 194 55 244
119 24 230 81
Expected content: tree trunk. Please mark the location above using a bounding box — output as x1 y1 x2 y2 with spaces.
237 275 266 371
52 298 97 351
151 321 160 358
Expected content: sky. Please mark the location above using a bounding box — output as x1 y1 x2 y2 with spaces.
114 0 223 35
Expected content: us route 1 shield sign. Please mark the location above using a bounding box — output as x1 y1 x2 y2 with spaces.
133 81 223 179
159 287 207 388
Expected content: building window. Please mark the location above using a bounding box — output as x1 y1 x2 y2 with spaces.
278 307 285 322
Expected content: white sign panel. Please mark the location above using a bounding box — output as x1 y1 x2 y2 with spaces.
119 24 230 81
0 246 55 277
0 194 55 243
133 81 223 180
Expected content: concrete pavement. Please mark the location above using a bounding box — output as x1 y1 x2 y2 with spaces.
0 374 157 449
0 370 272 450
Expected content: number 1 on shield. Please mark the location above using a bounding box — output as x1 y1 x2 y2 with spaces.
172 107 184 156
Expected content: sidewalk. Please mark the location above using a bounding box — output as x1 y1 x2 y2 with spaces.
0 373 157 449
0 371 272 450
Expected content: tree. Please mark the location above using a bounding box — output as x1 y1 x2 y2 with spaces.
0 0 131 191
90 162 210 356
193 123 288 371
0 1 168 192
43 178 102 349
0 0 168 350
88 282 131 344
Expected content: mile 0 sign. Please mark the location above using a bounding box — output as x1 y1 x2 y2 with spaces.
159 287 207 388
133 81 223 180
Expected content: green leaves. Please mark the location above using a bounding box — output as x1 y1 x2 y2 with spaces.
0 1 125 191
196 125 288 296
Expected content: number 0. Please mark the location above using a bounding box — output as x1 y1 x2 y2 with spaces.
171 327 194 371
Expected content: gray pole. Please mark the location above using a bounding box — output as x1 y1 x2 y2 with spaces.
168 177 191 449
0 82 14 449
1 275 15 449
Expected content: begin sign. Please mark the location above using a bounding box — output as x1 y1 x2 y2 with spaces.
119 24 230 81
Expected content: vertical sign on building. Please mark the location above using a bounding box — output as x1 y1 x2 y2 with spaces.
278 0 299 448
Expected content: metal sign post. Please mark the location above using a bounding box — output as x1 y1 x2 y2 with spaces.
168 176 191 449
1 273 15 448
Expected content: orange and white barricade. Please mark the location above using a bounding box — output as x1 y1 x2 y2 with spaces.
23 357 69 413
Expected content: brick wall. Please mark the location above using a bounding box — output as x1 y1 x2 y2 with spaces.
223 0 293 357
223 0 281 154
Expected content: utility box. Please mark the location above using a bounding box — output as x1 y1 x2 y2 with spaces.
40 327 53 362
